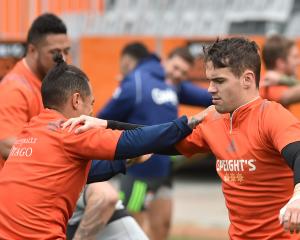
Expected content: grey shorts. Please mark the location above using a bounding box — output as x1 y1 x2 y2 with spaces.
97 216 149 240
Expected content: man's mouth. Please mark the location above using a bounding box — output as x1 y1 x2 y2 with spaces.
212 97 221 104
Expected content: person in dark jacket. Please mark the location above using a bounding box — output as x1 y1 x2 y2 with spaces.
98 42 212 240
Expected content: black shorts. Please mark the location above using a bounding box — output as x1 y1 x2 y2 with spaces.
119 174 173 213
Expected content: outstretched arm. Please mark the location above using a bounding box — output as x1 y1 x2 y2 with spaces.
87 160 126 184
279 141 300 233
114 116 191 159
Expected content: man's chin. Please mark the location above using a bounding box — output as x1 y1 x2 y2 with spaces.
215 105 227 114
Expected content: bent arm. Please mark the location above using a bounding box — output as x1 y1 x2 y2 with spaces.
280 85 300 106
279 141 300 232
0 137 16 160
87 160 126 184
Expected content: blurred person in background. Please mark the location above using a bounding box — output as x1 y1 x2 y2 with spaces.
260 34 300 107
97 42 212 240
0 12 131 240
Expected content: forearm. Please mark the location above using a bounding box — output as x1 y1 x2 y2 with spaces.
279 76 299 86
114 116 192 159
280 85 300 106
87 160 126 184
0 137 16 160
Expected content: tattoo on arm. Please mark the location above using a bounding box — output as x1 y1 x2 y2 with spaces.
188 117 200 129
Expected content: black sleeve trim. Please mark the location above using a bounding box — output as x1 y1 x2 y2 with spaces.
281 141 300 185
107 120 144 130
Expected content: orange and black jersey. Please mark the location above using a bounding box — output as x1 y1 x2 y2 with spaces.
176 97 300 240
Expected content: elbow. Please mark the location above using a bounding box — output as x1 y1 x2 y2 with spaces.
0 142 13 160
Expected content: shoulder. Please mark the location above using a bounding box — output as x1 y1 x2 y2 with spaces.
203 109 227 124
259 100 293 118
1 64 32 93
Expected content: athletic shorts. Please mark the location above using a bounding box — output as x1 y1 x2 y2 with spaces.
119 174 173 213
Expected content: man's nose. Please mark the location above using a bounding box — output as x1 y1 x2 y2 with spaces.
208 82 217 93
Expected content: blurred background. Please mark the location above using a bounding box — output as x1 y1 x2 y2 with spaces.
2 0 300 239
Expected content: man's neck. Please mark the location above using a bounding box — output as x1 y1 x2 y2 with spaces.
24 56 43 81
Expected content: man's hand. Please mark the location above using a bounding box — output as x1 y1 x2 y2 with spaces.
279 183 300 234
126 154 153 167
61 115 108 134
188 105 215 129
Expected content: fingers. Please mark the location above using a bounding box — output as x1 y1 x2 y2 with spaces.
281 208 300 234
74 124 89 134
128 154 153 166
61 115 87 132
69 118 85 132
289 211 298 233
61 118 75 130
296 214 300 233
282 210 291 232
189 106 215 127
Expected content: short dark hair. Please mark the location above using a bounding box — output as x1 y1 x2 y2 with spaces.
41 53 91 109
27 13 67 45
262 35 295 70
203 37 261 88
121 42 150 62
168 47 194 65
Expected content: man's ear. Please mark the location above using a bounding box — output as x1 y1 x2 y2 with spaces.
27 43 38 59
242 70 255 89
71 93 81 110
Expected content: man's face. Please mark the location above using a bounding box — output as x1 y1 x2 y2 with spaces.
164 55 191 84
34 34 71 79
119 54 137 77
206 61 245 114
285 45 300 76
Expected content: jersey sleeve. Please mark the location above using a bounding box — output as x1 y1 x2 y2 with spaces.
63 128 123 160
175 123 210 157
263 102 300 152
97 78 136 121
0 82 30 140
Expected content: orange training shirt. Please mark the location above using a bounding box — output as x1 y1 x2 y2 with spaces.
0 59 43 169
0 109 122 239
176 97 300 240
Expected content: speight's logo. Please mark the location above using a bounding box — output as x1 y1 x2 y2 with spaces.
216 159 256 172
